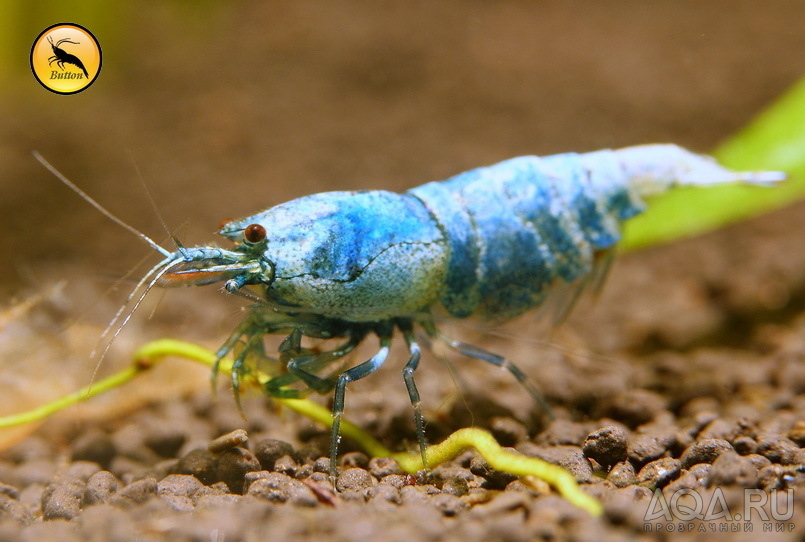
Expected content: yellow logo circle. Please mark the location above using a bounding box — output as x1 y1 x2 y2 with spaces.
31 23 102 95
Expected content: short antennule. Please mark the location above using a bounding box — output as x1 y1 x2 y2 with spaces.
33 151 172 258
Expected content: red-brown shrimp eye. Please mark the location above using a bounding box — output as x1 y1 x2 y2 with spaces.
244 223 267 243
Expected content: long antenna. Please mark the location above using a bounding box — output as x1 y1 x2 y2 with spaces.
126 150 188 257
32 151 172 258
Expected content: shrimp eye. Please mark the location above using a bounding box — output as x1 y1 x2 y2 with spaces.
244 223 267 243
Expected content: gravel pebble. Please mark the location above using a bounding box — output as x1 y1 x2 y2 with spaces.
110 477 157 508
273 454 300 477
0 483 19 500
706 450 759 488
601 390 666 427
160 494 195 512
469 456 518 489
607 461 636 488
336 468 375 492
535 419 589 446
252 439 295 471
470 490 530 518
757 465 790 491
368 457 403 478
429 493 467 516
602 485 654 526
0 494 33 525
504 479 539 494
627 432 673 465
245 472 318 506
679 438 733 469
216 448 261 494
517 444 592 482
41 477 86 520
665 463 710 493
83 471 120 506
399 485 434 505
559 450 594 483
340 451 369 469
744 453 773 470
338 489 366 502
787 420 805 446
441 476 470 496
367 483 400 504
379 474 408 489
157 474 206 499
427 465 476 487
173 449 218 485
489 416 528 446
636 457 681 488
241 470 271 494
582 426 628 468
295 444 325 465
732 436 757 455
697 418 737 441
688 410 720 435
306 472 329 484
755 435 801 464
312 457 331 473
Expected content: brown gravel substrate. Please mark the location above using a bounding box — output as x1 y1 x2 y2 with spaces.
2 2 804 541
2 213 804 540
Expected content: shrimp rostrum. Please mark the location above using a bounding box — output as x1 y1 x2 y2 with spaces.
41 144 784 473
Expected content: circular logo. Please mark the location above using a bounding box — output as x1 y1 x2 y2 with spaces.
31 23 102 95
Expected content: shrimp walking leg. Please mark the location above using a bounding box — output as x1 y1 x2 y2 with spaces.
444 338 555 419
329 333 392 478
401 325 427 466
212 317 267 392
274 337 362 395
229 332 265 412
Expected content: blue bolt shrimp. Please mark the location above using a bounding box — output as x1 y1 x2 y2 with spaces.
35 144 784 476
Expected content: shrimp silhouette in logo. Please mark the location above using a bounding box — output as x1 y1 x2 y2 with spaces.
47 36 89 77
